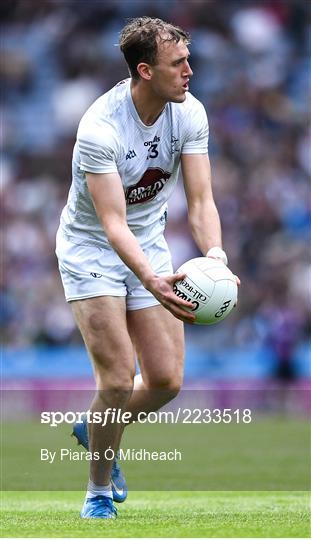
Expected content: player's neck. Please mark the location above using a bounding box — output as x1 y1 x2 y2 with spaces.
130 81 166 126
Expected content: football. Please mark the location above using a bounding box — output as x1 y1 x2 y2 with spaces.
174 257 238 325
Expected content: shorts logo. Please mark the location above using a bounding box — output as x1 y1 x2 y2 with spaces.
126 167 171 205
90 272 102 278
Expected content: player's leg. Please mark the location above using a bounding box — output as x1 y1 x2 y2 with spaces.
126 304 184 417
70 296 135 517
124 230 185 415
109 305 183 489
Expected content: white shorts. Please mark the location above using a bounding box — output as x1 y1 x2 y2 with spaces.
55 231 173 310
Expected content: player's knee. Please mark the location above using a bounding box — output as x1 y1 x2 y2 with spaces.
148 372 182 398
95 371 134 402
96 383 133 406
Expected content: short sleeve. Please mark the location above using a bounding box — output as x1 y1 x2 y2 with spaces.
77 120 120 174
181 99 209 154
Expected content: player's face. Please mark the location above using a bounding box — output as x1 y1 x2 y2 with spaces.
149 39 193 103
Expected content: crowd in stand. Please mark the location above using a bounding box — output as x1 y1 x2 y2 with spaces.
2 0 310 377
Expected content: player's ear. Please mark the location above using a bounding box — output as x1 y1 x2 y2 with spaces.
137 62 152 81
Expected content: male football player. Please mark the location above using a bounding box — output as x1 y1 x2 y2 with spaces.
56 16 230 519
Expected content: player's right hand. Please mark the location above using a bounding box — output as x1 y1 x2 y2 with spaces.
145 272 196 323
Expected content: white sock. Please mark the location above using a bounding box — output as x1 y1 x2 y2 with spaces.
86 479 113 500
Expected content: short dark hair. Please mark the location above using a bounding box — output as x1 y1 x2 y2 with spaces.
119 16 191 80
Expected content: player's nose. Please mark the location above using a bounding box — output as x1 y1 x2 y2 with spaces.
184 61 193 77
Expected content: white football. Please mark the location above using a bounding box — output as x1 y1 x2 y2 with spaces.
174 257 238 325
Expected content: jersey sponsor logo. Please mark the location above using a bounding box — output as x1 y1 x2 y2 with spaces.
126 149 137 160
144 135 160 147
125 167 171 205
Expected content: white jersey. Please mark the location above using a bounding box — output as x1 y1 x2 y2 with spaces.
59 78 209 248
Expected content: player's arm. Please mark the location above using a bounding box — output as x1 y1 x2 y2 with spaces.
86 171 195 322
181 153 223 255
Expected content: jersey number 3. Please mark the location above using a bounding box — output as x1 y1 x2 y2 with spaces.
147 144 159 159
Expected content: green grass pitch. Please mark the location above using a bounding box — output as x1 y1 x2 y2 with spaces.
1 490 310 537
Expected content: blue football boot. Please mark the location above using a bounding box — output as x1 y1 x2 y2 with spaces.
72 416 128 503
110 457 128 503
80 495 117 519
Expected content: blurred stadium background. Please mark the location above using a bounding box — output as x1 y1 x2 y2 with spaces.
1 0 311 391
